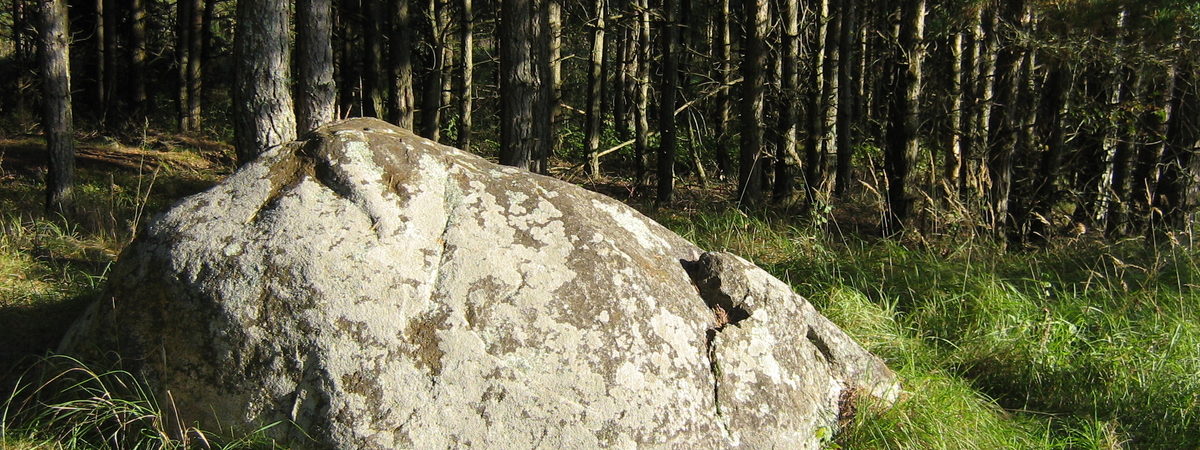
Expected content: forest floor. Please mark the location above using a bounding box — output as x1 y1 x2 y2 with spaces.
1 134 1198 449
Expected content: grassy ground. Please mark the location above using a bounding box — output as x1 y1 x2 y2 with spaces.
653 207 1200 449
2 135 1198 448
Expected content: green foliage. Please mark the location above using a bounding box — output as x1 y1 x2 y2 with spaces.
653 207 1200 450
1 356 290 450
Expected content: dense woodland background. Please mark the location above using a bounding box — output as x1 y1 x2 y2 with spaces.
4 1 1200 448
4 0 1200 244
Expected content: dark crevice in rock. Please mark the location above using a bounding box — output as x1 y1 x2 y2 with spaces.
681 256 752 327
807 326 836 364
705 328 722 419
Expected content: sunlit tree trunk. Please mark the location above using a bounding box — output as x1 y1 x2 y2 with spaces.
633 0 650 188
774 0 801 202
713 0 732 180
499 0 550 170
420 0 447 140
584 0 606 177
738 0 767 206
389 0 416 128
834 0 856 196
883 0 925 236
39 0 75 214
363 0 386 118
457 0 473 150
233 0 297 164
296 0 337 131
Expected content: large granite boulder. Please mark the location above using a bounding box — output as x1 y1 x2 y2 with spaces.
62 118 897 449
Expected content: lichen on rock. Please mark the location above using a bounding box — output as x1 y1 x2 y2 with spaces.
61 118 897 449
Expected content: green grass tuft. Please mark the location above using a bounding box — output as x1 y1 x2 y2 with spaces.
651 206 1200 450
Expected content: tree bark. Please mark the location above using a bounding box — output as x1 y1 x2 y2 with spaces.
296 0 337 132
834 0 856 196
176 0 204 132
1156 38 1200 231
363 0 387 118
584 0 606 177
499 0 550 170
419 0 447 140
713 0 732 180
39 0 75 214
986 1 1024 238
738 0 768 206
658 0 682 203
127 0 147 118
389 0 416 128
633 0 651 188
457 0 474 150
233 0 297 164
883 0 925 236
774 0 801 202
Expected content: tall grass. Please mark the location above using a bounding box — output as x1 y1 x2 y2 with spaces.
0 136 242 449
654 207 1200 450
1 356 289 450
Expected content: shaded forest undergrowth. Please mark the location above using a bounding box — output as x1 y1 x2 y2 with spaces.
1 135 1198 449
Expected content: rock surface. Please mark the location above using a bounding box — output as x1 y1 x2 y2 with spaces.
62 118 898 449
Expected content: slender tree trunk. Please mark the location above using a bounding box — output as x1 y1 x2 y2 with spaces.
499 0 549 170
834 0 856 196
233 0 297 164
738 0 767 206
805 0 834 203
544 0 561 171
420 0 446 140
1156 38 1200 232
658 0 681 203
127 0 146 119
819 0 840 195
585 0 606 177
633 0 650 188
177 0 194 130
945 27 965 195
336 0 360 117
883 0 925 235
363 0 386 118
389 0 416 128
457 0 474 150
296 0 337 132
986 2 1023 238
39 0 75 214
774 0 801 202
713 0 732 180
613 21 631 142
101 0 119 122
186 0 204 130
1028 65 1067 241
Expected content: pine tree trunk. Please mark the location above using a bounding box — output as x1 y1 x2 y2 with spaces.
738 0 767 206
633 0 650 188
1156 38 1200 232
457 0 473 150
499 0 548 170
584 0 606 177
296 0 337 132
544 0 561 171
834 0 856 196
713 0 732 180
774 0 801 202
363 0 386 118
389 0 415 128
233 0 297 164
658 0 681 203
986 2 1022 237
127 0 146 118
419 0 446 140
883 0 925 235
39 0 74 214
